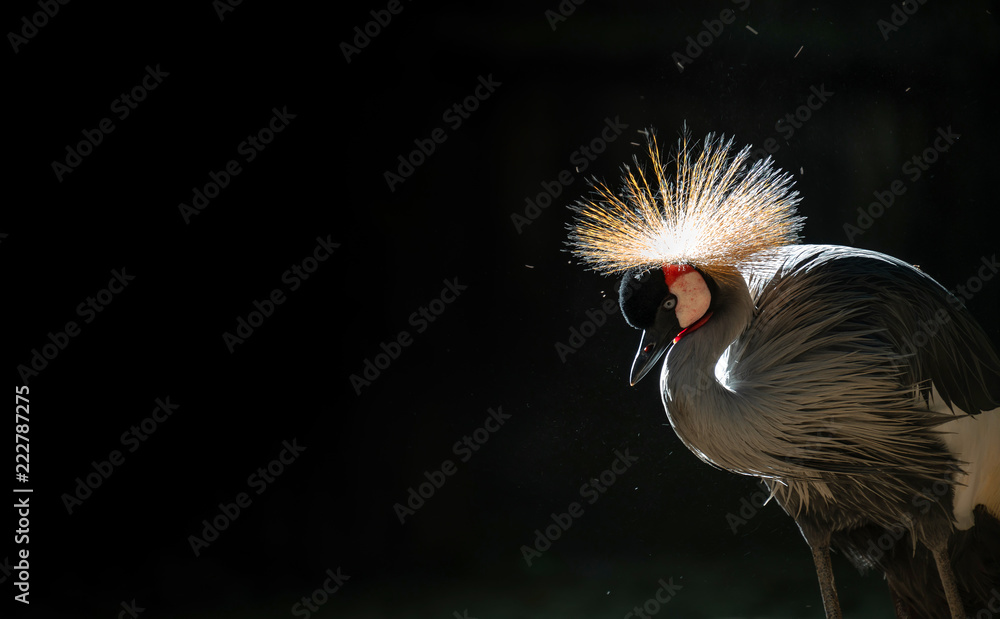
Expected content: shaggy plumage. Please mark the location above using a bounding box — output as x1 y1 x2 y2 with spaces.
664 244 1000 616
570 128 1000 618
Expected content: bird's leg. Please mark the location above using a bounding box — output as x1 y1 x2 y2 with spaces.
796 519 842 619
925 532 965 619
807 541 843 619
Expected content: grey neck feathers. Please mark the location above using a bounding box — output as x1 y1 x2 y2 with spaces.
660 272 771 476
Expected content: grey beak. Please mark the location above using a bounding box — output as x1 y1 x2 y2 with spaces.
630 328 674 386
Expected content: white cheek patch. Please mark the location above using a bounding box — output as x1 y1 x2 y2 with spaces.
668 269 711 328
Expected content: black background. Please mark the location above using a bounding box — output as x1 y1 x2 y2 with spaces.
7 1 1000 617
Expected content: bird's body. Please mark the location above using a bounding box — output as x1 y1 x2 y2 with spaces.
569 130 1000 617
661 243 1000 616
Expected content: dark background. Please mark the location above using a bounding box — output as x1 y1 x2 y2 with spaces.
7 1 1000 617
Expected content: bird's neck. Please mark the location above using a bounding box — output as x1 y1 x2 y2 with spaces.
661 272 759 472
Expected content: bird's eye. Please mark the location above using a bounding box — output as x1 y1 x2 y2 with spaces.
662 296 677 310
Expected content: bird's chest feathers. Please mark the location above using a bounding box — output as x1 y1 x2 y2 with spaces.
658 354 760 474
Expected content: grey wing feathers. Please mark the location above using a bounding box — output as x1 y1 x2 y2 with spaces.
742 245 1000 415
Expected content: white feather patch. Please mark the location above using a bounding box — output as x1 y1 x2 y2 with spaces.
931 384 1000 529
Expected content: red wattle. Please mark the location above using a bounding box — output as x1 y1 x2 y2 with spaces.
673 311 714 343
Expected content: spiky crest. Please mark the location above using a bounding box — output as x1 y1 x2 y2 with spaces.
568 127 806 282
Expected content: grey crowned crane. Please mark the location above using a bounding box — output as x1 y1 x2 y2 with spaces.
568 129 1000 618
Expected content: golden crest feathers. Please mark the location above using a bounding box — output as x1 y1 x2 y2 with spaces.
568 128 805 280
